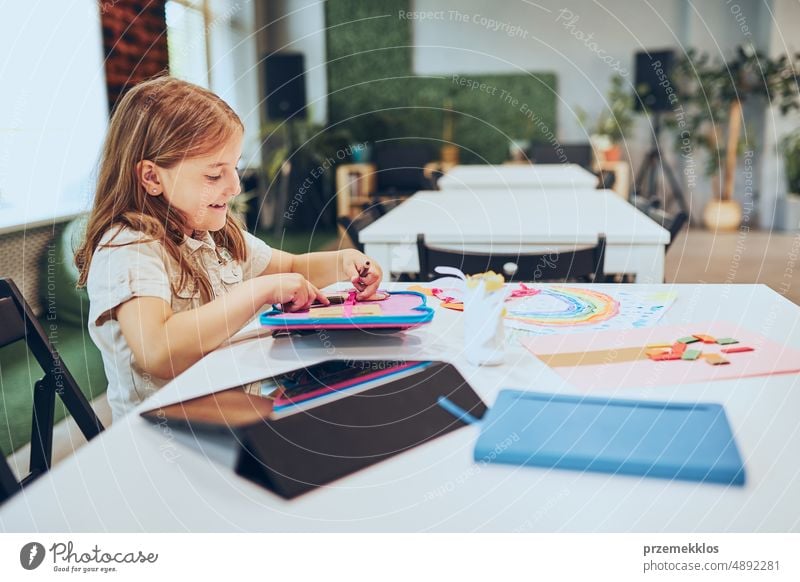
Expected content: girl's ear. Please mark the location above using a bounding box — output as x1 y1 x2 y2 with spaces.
136 160 163 197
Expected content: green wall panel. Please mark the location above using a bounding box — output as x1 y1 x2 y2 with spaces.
325 0 558 163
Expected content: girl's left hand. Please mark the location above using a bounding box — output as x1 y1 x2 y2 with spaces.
342 250 383 300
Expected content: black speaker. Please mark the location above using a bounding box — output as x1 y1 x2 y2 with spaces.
634 50 675 112
264 53 306 120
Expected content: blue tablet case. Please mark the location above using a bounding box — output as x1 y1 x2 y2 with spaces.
474 391 745 486
259 290 434 331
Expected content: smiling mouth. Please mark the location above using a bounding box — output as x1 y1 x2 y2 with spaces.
208 202 227 210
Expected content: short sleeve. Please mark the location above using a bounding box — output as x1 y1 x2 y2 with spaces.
87 228 172 326
240 231 272 280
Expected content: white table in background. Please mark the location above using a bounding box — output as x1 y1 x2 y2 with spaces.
360 189 670 283
1 284 799 533
437 164 598 191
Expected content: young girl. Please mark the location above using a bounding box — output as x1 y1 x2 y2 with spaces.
75 76 383 421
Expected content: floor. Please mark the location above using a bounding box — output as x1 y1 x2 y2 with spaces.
665 228 800 306
6 393 112 481
7 226 799 479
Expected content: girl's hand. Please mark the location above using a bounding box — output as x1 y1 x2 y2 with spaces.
341 250 383 300
261 273 328 312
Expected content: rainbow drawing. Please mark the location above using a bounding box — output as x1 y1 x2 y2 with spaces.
505 287 620 327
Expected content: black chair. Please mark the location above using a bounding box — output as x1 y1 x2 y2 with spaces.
0 454 19 505
530 143 593 168
633 199 688 252
529 142 615 190
371 141 439 204
604 202 687 283
0 278 104 501
416 234 606 283
337 205 385 253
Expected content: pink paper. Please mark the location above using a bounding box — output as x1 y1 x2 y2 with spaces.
521 321 800 390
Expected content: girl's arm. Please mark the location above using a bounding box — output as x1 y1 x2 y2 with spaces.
264 248 384 299
115 273 327 380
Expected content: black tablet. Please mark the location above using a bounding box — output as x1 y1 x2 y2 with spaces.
141 360 487 499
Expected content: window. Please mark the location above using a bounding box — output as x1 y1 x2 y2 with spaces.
166 1 210 88
165 0 261 164
0 0 108 230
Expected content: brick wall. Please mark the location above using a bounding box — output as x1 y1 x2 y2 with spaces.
100 0 169 112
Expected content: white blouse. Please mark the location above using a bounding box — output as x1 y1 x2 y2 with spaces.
87 226 272 421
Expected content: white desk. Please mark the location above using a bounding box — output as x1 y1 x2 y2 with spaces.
437 164 599 191
360 189 670 283
2 284 800 532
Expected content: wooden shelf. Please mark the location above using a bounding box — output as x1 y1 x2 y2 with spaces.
336 163 377 218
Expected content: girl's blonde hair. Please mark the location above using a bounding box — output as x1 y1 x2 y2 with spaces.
75 75 247 301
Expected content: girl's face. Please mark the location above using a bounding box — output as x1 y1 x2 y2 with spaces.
155 132 243 235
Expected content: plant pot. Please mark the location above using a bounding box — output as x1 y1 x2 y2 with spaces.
702 199 742 232
603 144 622 162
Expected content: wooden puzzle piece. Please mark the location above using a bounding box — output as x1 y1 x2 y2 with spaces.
672 342 687 355
721 346 754 354
704 353 730 365
407 285 434 296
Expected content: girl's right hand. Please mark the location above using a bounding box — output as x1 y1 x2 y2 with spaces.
261 273 328 312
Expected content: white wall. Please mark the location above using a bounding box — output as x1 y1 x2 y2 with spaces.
0 0 108 228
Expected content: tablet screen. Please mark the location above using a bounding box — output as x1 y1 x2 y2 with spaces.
245 360 433 413
141 360 436 429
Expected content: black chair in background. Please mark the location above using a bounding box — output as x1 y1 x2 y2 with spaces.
530 143 593 168
529 142 615 190
370 141 440 209
337 205 386 253
416 234 606 283
605 202 687 283
633 199 689 252
0 454 19 505
0 278 104 501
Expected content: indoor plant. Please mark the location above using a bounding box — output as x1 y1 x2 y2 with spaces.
261 118 353 232
592 74 635 161
780 129 800 231
671 44 800 230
